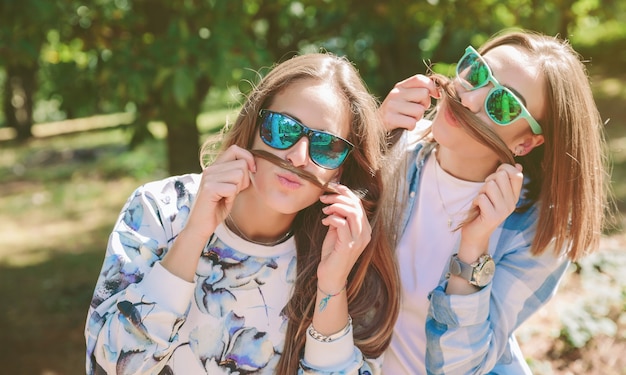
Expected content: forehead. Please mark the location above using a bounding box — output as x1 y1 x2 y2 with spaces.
483 45 547 121
269 79 350 138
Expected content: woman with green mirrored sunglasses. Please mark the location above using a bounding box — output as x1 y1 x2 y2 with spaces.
379 29 613 375
457 45 543 135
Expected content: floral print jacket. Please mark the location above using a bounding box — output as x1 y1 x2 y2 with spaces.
85 174 375 374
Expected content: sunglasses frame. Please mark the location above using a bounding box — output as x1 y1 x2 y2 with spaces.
456 46 543 135
258 109 354 170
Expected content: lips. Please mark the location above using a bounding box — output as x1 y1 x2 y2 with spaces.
443 104 461 128
276 171 304 189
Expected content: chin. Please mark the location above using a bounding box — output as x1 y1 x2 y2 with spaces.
272 193 321 215
252 182 321 216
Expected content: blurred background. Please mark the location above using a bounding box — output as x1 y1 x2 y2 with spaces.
0 1 625 374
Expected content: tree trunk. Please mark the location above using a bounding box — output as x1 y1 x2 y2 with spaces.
3 64 37 141
164 110 202 176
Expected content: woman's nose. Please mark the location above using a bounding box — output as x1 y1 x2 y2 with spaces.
286 137 310 167
456 82 487 115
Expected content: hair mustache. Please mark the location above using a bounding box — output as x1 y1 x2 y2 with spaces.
249 149 367 198
249 149 338 193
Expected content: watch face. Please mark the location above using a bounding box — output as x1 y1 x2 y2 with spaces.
475 259 495 287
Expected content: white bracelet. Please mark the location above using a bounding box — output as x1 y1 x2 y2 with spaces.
307 315 352 342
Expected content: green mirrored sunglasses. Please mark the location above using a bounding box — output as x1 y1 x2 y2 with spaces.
456 46 543 135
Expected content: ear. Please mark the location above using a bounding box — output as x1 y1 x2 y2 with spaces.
514 134 544 156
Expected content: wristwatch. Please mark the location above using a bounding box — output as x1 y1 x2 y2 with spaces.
448 253 495 287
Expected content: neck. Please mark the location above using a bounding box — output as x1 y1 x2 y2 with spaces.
435 145 500 182
229 192 295 244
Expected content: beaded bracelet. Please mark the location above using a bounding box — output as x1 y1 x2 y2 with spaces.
317 283 347 312
307 315 353 342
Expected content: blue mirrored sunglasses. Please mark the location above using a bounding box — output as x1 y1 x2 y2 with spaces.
456 46 543 135
258 109 354 170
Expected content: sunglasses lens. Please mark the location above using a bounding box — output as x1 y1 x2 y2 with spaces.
259 110 352 169
260 112 302 149
486 88 524 125
458 52 489 88
309 132 351 169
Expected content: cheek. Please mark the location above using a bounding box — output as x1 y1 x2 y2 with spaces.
324 169 340 184
251 136 266 150
491 123 526 147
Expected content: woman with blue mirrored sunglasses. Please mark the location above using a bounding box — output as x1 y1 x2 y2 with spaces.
258 109 354 170
379 30 613 375
86 53 400 375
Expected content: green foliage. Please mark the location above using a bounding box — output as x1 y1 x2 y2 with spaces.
0 1 67 66
3 0 626 168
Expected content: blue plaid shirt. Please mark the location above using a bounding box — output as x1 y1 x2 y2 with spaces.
399 141 570 375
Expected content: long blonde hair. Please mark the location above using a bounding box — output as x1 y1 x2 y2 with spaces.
200 53 400 373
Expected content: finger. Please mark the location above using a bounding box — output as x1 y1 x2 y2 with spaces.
322 196 370 243
380 95 426 131
320 190 360 207
322 202 364 235
480 179 506 211
322 214 371 251
395 74 440 98
479 177 518 221
383 109 426 131
208 182 240 205
214 145 257 173
320 183 360 199
380 75 440 131
472 193 496 221
488 165 524 201
202 160 252 193
493 162 524 180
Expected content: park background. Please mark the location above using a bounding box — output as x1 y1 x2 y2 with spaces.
1 0 625 374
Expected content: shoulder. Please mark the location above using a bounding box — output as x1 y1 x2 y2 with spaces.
403 119 432 150
132 173 202 203
140 173 202 195
125 173 202 215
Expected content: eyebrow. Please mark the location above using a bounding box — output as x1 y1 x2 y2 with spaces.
282 111 304 124
280 111 341 136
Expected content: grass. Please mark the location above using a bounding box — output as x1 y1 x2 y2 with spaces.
0 105 240 373
0 83 625 374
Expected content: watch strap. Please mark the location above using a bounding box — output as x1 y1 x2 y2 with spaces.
449 254 474 281
448 253 495 287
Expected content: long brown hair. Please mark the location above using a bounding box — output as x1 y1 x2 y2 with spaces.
200 53 400 373
393 30 612 261
481 31 613 260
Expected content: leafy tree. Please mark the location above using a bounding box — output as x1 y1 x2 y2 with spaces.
0 1 68 140
65 0 270 174
5 0 624 173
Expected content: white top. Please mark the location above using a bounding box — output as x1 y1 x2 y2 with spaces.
382 150 483 374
